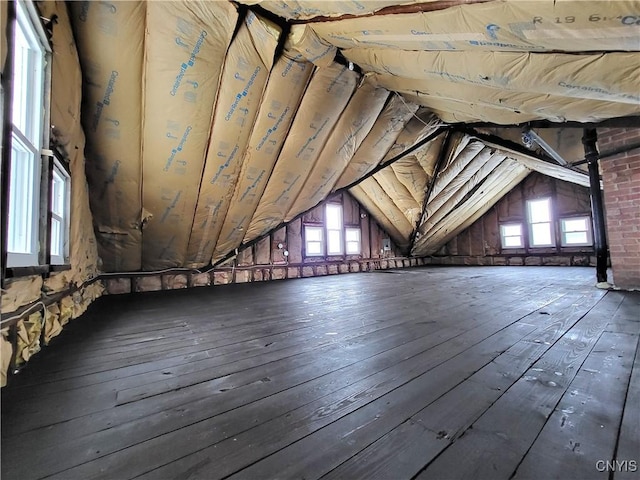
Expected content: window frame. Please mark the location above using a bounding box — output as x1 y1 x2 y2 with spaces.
304 225 324 257
526 197 556 248
345 227 361 255
500 222 524 250
49 156 71 265
560 216 593 248
3 0 63 276
325 203 344 256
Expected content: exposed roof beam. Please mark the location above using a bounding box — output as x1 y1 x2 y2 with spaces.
462 115 640 130
291 0 490 24
337 127 448 194
412 161 530 255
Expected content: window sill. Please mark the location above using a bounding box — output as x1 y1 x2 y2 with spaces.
6 263 71 279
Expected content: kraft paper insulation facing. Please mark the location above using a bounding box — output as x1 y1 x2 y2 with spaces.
344 49 640 123
16 313 42 366
70 1 145 272
1 329 12 387
333 94 418 191
185 12 281 268
211 48 313 264
39 1 101 287
382 109 442 161
141 1 238 270
413 133 446 177
349 184 408 249
245 62 359 243
421 150 507 233
356 177 414 240
235 0 443 21
309 0 640 52
286 79 389 221
431 139 486 200
485 145 592 188
372 168 422 225
413 161 531 255
401 91 540 125
390 156 429 205
372 73 639 124
288 24 336 67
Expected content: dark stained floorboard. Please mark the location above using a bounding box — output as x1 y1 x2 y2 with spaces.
1 266 638 480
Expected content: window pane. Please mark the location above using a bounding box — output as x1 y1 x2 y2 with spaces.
8 135 36 253
12 24 30 134
565 232 588 245
345 228 360 242
307 241 322 255
327 229 342 254
528 198 551 223
305 227 322 241
531 222 552 246
502 224 521 237
326 204 342 230
563 218 587 232
346 241 360 254
504 236 522 247
52 169 65 216
50 218 61 256
13 6 44 145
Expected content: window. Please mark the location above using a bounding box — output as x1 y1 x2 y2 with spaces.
7 1 47 267
345 228 361 254
527 198 555 247
500 223 524 249
5 1 62 270
325 203 343 255
50 159 71 264
560 217 592 247
304 226 323 256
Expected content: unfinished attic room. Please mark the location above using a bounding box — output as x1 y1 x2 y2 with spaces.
2 0 640 478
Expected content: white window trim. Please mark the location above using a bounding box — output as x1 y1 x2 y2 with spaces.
500 223 524 249
304 226 324 257
527 198 555 248
325 203 344 256
560 216 593 247
345 227 361 255
50 158 71 265
6 0 57 270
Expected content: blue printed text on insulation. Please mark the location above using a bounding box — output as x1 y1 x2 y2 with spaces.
239 170 266 201
326 67 348 93
226 66 261 120
210 144 240 184
92 70 118 131
282 54 304 77
171 30 207 96
296 118 329 158
256 107 290 151
164 126 192 171
161 192 182 223
275 175 301 204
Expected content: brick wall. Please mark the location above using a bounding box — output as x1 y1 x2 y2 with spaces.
599 128 640 290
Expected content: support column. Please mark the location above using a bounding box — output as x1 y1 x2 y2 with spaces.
582 129 608 284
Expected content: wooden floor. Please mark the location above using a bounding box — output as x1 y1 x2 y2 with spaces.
2 266 639 480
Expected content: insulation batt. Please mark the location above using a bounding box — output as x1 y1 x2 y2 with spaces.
286 78 389 220
211 47 313 264
70 1 146 271
334 94 418 190
185 12 281 268
141 1 238 270
310 0 640 52
245 62 359 242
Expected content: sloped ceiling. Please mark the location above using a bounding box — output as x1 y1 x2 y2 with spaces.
69 0 639 272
